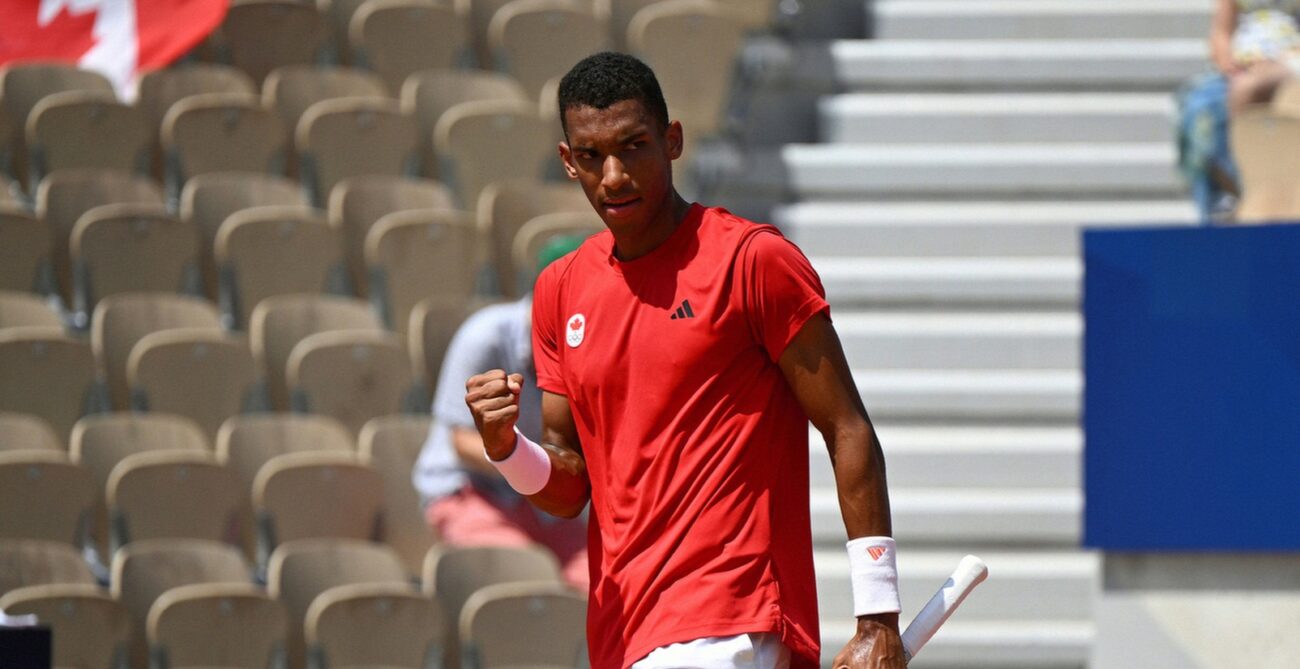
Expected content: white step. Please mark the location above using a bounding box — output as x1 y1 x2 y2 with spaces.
815 550 1097 623
821 620 1092 668
809 425 1082 489
778 201 1196 257
872 0 1211 41
852 369 1081 421
783 143 1181 198
835 312 1080 370
814 257 1080 307
810 487 1082 545
828 39 1205 90
820 94 1175 145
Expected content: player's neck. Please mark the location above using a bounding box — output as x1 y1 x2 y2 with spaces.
611 192 692 262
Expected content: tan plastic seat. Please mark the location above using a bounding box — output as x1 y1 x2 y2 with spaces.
365 209 478 329
400 69 528 177
423 545 562 669
0 451 96 545
628 0 744 144
287 330 415 435
138 64 258 130
210 0 328 85
476 180 590 297
511 211 602 293
215 206 345 329
26 91 150 184
328 174 456 296
255 453 384 554
0 290 61 331
161 93 288 198
90 293 222 412
128 329 259 440
0 329 98 442
110 539 253 669
107 449 242 554
358 415 435 575
147 582 288 669
0 584 130 669
434 99 551 208
249 295 383 411
0 412 62 454
268 538 409 669
1231 108 1300 223
0 208 55 295
35 169 164 308
594 0 664 49
297 97 419 206
307 581 443 669
317 0 377 64
456 0 524 66
0 63 114 189
351 0 470 95
460 581 586 669
713 0 777 31
0 539 97 595
488 0 609 100
408 296 487 391
264 65 390 137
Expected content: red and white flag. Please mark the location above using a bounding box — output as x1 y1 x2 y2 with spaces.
0 0 229 99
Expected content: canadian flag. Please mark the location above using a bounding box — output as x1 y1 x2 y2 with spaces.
0 0 229 99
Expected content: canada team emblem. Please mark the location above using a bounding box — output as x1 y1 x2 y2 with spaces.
566 314 586 348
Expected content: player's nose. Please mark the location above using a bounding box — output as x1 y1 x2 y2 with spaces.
601 155 629 190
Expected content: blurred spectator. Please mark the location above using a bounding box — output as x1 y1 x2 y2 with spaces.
413 234 589 589
1176 72 1238 223
1212 0 1300 114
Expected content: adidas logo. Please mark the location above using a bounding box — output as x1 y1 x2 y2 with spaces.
669 299 696 320
867 546 887 561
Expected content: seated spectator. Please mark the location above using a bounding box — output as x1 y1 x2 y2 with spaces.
413 235 589 589
1212 0 1300 114
1176 72 1239 223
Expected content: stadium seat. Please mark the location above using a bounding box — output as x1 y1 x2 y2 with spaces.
365 209 478 330
400 69 528 177
106 449 242 552
434 99 552 208
267 538 409 669
296 97 419 206
0 290 61 331
69 204 202 323
161 93 288 201
488 0 610 100
594 0 663 50
90 293 222 412
0 328 99 441
511 211 603 293
214 205 346 329
25 91 150 187
408 296 487 392
713 0 777 31
138 64 258 131
477 180 590 297
351 0 470 94
1274 79 1300 119
358 415 435 575
460 581 586 669
0 208 54 295
147 582 288 669
1230 108 1300 223
0 584 131 669
457 0 528 66
264 65 390 138
306 581 444 669
0 412 62 454
35 169 164 309
110 539 253 669
423 545 562 669
287 330 416 435
255 453 384 557
628 0 744 144
209 0 328 85
128 329 260 439
328 175 456 295
0 63 114 189
249 295 383 411
0 539 96 595
0 452 96 546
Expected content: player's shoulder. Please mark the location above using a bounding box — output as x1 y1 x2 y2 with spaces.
698 205 788 248
534 228 609 295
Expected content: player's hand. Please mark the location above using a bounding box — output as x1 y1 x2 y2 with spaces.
465 370 524 460
833 614 907 669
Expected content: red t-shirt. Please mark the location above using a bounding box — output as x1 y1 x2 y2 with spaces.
532 204 828 669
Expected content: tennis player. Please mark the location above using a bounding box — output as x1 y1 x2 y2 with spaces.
466 52 904 669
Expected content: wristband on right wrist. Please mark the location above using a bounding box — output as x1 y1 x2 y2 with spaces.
847 536 902 617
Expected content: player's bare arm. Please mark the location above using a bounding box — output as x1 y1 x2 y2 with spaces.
777 314 907 669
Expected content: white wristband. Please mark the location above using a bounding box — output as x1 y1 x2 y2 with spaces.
486 427 552 495
847 536 901 617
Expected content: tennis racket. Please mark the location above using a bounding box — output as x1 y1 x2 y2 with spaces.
900 554 989 662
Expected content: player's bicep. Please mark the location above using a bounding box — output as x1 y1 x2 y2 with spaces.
778 313 870 435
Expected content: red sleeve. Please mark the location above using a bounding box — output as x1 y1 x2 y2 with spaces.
737 229 831 362
531 262 567 395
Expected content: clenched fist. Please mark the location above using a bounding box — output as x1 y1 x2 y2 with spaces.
465 369 524 460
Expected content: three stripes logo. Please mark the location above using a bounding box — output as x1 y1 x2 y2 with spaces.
669 299 696 320
867 546 887 561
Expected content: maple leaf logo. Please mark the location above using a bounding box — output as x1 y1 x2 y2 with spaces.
570 317 583 331
0 0 99 64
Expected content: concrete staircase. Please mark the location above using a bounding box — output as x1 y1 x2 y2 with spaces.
763 1 1211 666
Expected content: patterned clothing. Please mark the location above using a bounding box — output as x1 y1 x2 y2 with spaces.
1233 0 1300 64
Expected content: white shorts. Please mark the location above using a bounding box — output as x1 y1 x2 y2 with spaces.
631 633 792 669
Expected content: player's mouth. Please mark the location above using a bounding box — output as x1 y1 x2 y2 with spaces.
602 196 642 217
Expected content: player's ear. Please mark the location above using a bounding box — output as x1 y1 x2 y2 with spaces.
558 142 579 180
666 120 684 161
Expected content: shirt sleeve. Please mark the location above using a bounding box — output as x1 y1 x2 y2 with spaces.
531 262 567 395
737 229 831 362
431 309 502 429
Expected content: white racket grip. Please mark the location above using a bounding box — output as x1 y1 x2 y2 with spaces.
901 555 989 662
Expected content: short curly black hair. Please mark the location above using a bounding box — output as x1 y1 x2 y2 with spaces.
557 52 669 135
